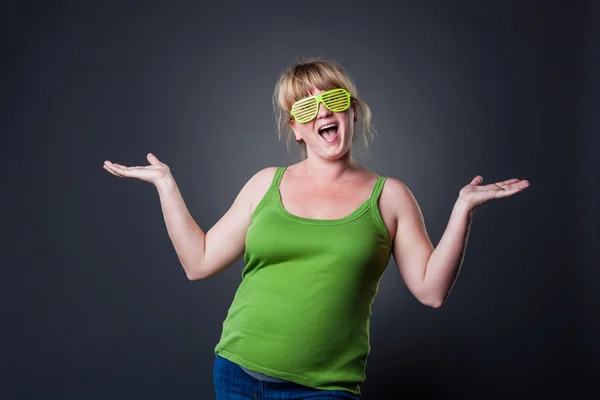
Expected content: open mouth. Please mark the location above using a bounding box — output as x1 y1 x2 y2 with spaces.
318 123 339 142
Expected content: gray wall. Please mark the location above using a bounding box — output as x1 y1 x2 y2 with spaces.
582 0 600 386
4 1 596 398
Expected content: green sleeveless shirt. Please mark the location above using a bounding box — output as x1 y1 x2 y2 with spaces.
214 167 393 395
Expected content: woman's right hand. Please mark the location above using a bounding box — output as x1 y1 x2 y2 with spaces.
103 153 172 187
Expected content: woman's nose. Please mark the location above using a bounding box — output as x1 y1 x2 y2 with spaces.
316 101 332 118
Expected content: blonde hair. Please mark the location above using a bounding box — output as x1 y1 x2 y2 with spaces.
273 57 375 159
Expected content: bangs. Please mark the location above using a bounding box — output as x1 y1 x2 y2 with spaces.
280 61 355 111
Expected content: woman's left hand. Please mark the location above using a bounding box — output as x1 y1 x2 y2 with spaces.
458 176 530 210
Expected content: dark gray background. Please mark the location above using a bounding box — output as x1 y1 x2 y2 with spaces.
4 0 598 399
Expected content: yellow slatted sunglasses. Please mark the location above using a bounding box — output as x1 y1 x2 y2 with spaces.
290 88 351 123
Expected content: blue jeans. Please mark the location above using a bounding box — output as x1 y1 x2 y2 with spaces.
213 355 360 400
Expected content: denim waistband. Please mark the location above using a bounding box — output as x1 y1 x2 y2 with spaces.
239 366 289 383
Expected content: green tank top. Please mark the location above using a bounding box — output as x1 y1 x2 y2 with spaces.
214 167 393 395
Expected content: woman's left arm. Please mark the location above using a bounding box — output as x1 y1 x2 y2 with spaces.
390 175 530 308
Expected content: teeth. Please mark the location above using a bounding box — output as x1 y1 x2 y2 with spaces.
319 124 337 131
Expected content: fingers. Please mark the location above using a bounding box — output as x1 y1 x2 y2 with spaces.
494 181 530 198
104 161 144 178
467 176 522 191
103 158 168 186
470 176 483 185
498 180 530 191
495 178 521 187
103 160 135 178
147 153 160 165
488 178 531 193
103 164 121 177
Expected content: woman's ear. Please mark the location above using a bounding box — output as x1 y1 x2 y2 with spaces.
290 120 303 142
353 103 358 123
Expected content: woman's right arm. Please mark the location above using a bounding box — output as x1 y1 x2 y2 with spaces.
104 153 276 280
155 168 273 280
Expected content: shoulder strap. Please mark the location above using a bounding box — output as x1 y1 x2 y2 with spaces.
272 166 286 189
369 176 387 206
251 167 286 219
369 176 391 246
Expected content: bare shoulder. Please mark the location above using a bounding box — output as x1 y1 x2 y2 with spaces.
247 166 278 189
381 177 414 200
244 166 279 212
380 177 420 217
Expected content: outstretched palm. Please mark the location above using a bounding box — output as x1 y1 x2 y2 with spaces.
103 153 171 186
459 176 530 209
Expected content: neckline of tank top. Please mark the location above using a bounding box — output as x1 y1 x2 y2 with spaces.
275 167 384 225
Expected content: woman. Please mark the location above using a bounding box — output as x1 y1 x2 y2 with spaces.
103 59 529 399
